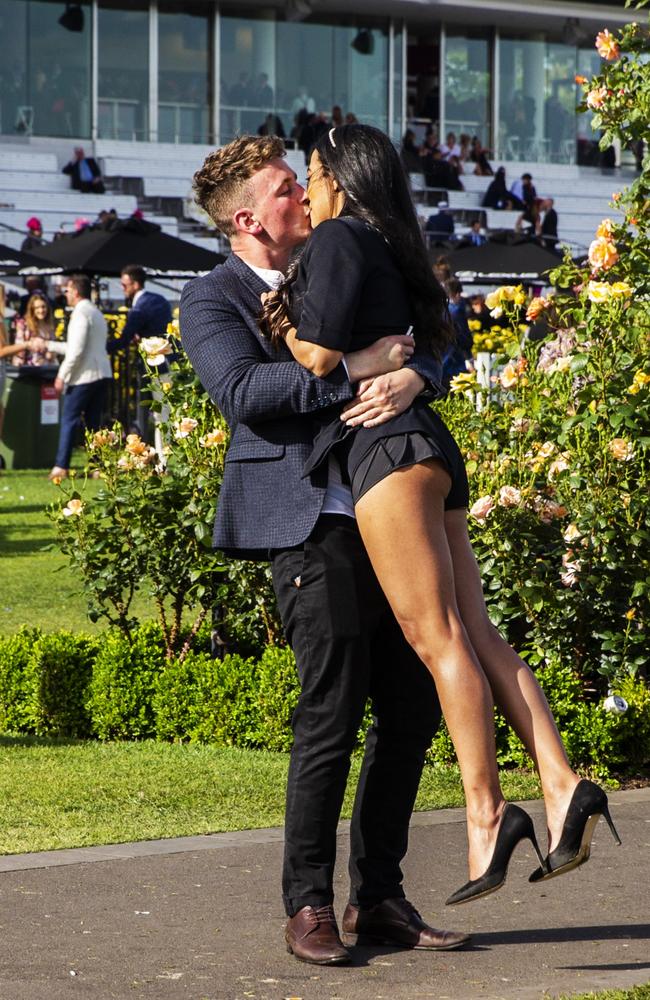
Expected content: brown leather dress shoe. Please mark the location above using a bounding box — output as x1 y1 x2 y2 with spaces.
341 898 470 950
285 904 351 965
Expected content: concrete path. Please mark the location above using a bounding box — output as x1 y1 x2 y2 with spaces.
1 788 649 1000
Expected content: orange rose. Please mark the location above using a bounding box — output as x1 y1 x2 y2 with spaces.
586 86 608 110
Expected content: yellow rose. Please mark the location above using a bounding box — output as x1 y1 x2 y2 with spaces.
538 441 556 459
448 371 477 393
609 281 632 301
586 281 612 304
595 219 614 240
485 291 501 311
588 237 618 272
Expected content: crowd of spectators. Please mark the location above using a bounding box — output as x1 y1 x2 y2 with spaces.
401 127 494 189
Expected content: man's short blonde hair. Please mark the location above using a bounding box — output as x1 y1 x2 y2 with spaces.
193 135 286 237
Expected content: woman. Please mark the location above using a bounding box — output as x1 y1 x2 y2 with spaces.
13 294 56 366
262 124 620 905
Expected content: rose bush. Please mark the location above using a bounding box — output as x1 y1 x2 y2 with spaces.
50 321 280 661
438 6 649 696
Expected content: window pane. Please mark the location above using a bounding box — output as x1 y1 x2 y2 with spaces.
0 0 90 138
444 31 490 147
498 36 577 164
219 9 389 148
159 1 211 144
98 1 149 141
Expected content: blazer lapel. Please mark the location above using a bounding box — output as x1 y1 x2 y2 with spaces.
225 253 273 295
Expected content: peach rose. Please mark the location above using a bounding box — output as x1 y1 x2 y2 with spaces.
62 498 84 517
526 297 548 322
499 363 519 389
469 495 495 522
200 428 227 447
125 434 147 456
595 218 615 240
588 237 618 272
608 438 635 462
498 486 521 508
175 417 199 439
586 86 608 110
140 336 173 367
595 29 620 61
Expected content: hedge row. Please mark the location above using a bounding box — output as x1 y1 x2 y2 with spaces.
1 625 649 778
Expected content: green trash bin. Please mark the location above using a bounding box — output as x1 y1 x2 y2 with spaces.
0 364 62 469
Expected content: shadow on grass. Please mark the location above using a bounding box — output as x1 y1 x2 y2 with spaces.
0 505 51 515
0 734 89 750
0 535 55 556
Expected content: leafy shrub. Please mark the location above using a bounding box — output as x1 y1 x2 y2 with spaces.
256 645 299 751
88 622 166 739
24 631 98 737
154 651 260 746
0 627 41 733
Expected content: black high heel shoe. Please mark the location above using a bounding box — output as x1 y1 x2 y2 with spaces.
529 779 621 883
446 803 544 906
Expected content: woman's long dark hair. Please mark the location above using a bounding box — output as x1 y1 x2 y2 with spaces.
261 124 452 356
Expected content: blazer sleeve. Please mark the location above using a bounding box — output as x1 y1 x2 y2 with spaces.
107 305 143 353
180 276 355 428
57 307 89 384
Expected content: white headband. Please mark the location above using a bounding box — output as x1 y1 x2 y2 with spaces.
328 127 337 148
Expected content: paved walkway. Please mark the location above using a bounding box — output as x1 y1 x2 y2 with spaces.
1 789 649 1000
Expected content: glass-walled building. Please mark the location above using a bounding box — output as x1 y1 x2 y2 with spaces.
0 0 633 165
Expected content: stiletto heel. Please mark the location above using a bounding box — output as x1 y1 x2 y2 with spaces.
529 779 622 883
446 803 542 906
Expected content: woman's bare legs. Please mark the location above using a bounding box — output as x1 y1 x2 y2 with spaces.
354 460 507 880
443 509 580 851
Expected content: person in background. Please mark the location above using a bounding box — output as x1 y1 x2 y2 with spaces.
511 173 537 211
330 105 344 128
481 166 521 210
258 113 286 138
62 147 106 194
537 198 559 251
45 274 111 480
458 134 472 164
442 278 473 385
469 293 494 331
467 220 487 247
400 129 422 175
18 275 50 318
425 201 455 242
440 131 461 160
13 293 56 366
469 137 493 176
21 216 45 252
109 265 173 450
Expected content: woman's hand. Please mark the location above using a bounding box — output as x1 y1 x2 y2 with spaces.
345 335 414 382
340 369 425 428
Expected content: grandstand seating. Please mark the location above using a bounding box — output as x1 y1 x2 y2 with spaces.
0 137 633 264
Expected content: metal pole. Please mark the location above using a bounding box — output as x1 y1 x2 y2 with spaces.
149 0 159 142
388 19 395 140
493 28 500 160
213 3 221 146
91 0 98 143
439 22 446 144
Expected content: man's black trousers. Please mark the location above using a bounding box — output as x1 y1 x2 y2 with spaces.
271 514 441 917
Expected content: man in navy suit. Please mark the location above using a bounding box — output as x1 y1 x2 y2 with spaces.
110 265 173 446
180 135 469 966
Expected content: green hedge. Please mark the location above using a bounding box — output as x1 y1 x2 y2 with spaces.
0 624 648 778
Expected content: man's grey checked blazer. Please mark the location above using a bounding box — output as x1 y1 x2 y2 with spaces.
179 252 442 560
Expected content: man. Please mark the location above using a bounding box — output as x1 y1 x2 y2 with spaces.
109 265 173 448
537 197 559 251
180 135 469 966
424 201 455 243
510 172 536 211
467 220 486 247
442 278 473 386
46 274 111 480
62 146 105 194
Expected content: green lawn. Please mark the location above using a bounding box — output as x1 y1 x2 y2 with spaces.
560 990 650 1000
0 737 542 855
0 468 158 633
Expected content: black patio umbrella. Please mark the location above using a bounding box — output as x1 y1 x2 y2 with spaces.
26 218 224 279
0 241 62 276
446 237 565 285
